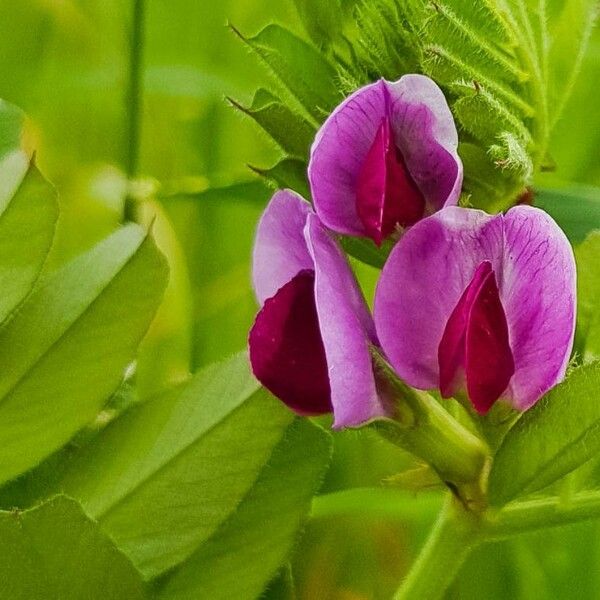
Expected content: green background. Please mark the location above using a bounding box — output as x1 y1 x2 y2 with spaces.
0 1 598 598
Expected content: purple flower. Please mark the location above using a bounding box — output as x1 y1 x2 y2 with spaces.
308 75 462 246
249 190 387 427
374 206 576 414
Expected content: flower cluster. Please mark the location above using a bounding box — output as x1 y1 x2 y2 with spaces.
248 75 576 428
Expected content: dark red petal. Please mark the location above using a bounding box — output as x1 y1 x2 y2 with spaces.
356 117 425 246
248 270 332 416
438 261 515 414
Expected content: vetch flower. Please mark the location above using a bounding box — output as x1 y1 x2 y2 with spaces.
374 206 576 414
249 189 387 427
308 75 462 246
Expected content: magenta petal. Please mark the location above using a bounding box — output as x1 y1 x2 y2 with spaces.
304 214 386 428
249 270 332 416
500 206 576 410
309 76 461 238
375 205 576 411
356 117 425 245
252 190 314 304
439 261 514 414
374 207 501 391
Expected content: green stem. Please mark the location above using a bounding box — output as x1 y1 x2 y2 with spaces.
124 0 146 223
487 490 600 540
372 350 490 509
311 488 442 523
393 496 481 600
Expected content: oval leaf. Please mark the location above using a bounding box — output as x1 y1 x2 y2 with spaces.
0 225 167 485
489 362 600 506
0 496 146 600
55 353 298 579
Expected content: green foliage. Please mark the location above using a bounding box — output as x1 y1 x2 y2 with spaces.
575 231 600 360
489 362 600 506
51 353 299 579
536 185 600 243
0 224 167 486
251 158 311 198
0 496 146 600
155 418 331 600
232 23 340 122
235 0 597 214
229 89 316 159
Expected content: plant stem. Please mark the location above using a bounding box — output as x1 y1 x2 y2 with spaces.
393 495 481 600
371 349 490 509
311 488 442 523
487 490 600 540
124 0 146 223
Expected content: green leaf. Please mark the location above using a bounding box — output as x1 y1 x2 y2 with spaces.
489 362 600 506
229 89 316 158
547 0 599 125
55 353 297 579
0 225 167 485
155 418 331 600
0 100 57 324
232 23 340 122
535 185 600 243
575 232 600 360
339 235 391 269
0 164 58 324
0 496 146 600
250 158 310 199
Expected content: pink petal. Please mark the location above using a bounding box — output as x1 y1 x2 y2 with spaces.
439 261 514 414
308 76 462 239
304 214 387 428
356 116 425 245
374 207 501 390
500 206 576 410
248 270 332 416
374 206 576 411
252 190 314 304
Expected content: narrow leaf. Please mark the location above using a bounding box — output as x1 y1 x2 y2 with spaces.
233 24 339 121
250 158 310 199
489 362 600 506
229 89 316 158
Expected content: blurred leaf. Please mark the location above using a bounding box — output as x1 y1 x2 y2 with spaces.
547 0 599 125
0 100 57 323
55 353 295 579
489 362 600 506
230 89 316 158
0 496 146 600
292 0 344 48
232 23 339 121
536 185 600 243
0 164 58 323
250 158 310 198
575 232 600 360
261 565 296 600
0 225 167 485
155 418 331 600
165 180 270 205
